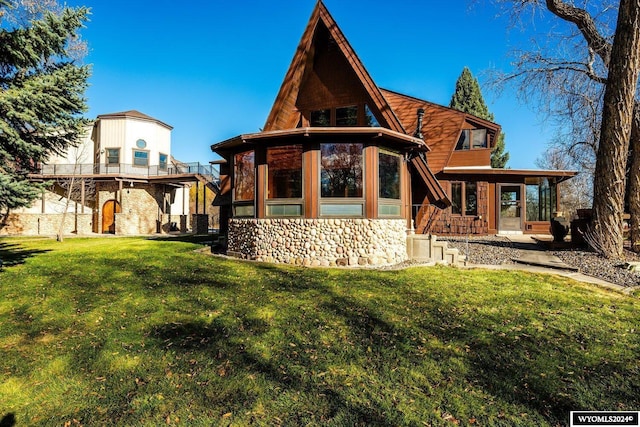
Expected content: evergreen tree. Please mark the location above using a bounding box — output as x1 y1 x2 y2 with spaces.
0 1 90 214
449 67 509 168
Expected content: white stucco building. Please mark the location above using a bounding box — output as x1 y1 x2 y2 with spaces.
3 111 217 236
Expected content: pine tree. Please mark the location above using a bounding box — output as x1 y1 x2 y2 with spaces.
0 1 90 214
449 67 509 168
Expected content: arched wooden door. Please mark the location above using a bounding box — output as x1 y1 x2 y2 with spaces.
102 199 121 234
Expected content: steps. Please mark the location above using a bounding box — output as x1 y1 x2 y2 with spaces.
406 234 464 266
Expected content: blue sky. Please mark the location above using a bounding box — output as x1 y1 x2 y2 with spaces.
68 0 558 169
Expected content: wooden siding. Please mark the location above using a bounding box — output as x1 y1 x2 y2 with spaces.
296 24 370 114
364 146 378 218
448 149 492 168
303 145 319 218
428 181 489 235
382 90 465 173
263 2 404 134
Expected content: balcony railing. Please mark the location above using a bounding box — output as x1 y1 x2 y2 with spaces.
38 162 219 181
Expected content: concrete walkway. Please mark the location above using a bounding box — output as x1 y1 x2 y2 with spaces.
468 234 634 295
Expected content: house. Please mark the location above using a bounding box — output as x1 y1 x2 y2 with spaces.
2 110 217 236
210 1 576 266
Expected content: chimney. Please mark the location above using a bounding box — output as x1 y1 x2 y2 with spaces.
414 108 425 139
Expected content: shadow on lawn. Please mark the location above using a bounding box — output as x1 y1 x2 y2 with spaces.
145 264 639 425
0 242 50 269
0 413 16 427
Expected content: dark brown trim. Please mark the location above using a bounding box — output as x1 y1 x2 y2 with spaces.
410 155 450 208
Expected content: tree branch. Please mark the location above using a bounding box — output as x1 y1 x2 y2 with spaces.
545 0 613 67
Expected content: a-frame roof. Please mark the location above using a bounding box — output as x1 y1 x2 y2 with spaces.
263 0 405 134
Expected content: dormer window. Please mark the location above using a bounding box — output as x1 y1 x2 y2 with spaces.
455 129 487 150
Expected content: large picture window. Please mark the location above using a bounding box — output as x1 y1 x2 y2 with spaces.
234 150 255 202
451 181 477 216
320 143 363 198
267 145 302 199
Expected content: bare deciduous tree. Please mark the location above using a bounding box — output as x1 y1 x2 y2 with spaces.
488 0 640 258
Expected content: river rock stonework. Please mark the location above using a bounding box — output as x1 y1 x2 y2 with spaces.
227 218 409 267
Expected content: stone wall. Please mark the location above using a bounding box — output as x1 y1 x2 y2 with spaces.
0 213 93 236
227 218 408 266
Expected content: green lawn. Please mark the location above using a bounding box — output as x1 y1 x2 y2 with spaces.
0 237 638 426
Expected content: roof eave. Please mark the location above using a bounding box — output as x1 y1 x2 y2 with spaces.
212 127 429 152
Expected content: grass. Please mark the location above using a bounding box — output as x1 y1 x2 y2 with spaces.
0 236 638 426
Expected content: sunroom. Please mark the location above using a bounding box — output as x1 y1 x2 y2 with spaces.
212 126 442 266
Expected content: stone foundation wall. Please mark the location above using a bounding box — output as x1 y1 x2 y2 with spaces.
228 218 408 266
0 213 93 236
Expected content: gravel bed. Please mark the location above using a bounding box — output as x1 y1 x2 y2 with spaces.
442 235 640 288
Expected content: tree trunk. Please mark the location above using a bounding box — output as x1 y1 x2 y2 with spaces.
588 0 640 259
629 102 640 252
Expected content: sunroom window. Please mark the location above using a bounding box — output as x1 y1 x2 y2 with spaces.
234 150 255 217
378 151 402 217
266 145 303 217
320 143 364 216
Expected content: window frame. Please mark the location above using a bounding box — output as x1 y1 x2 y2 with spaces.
106 148 120 165
525 177 556 222
319 142 365 218
455 129 488 151
308 105 364 127
335 105 359 126
233 150 256 218
132 149 149 167
265 145 304 218
378 149 403 218
159 153 168 171
450 181 478 217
